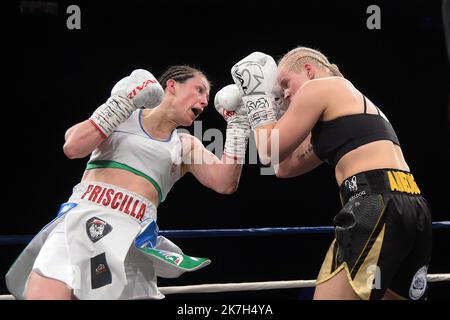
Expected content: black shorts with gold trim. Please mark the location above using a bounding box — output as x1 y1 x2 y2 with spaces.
316 169 432 300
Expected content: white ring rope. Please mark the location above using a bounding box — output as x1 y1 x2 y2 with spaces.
426 273 450 282
0 274 448 300
160 280 317 295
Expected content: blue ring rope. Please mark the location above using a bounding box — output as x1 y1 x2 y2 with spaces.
0 221 448 245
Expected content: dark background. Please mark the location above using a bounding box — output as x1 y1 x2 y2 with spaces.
1 0 449 299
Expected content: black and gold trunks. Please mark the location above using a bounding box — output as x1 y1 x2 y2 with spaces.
317 169 432 300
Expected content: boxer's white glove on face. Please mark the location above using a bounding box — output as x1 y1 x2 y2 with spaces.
231 52 278 129
214 84 250 160
89 69 164 138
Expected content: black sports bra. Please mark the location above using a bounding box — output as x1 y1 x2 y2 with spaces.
311 96 400 167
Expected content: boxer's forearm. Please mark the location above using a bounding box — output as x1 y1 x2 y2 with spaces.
209 157 243 194
253 124 277 165
63 120 105 159
275 135 323 178
185 149 243 194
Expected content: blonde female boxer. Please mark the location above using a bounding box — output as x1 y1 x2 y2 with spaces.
6 66 250 300
230 49 432 300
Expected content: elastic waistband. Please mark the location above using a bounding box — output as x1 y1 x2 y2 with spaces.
339 169 421 204
69 181 157 223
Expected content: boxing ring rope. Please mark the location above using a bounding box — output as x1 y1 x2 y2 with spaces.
155 273 450 295
1 221 449 244
1 221 449 299
1 275 448 300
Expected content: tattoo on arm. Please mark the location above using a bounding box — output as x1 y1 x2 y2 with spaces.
296 143 313 162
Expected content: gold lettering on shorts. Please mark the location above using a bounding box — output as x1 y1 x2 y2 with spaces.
400 173 412 193
388 171 401 192
387 171 421 194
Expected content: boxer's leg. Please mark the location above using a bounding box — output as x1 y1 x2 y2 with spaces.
25 222 75 300
25 271 74 300
314 268 361 300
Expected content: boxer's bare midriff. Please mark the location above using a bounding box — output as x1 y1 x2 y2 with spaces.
335 140 410 186
81 168 160 206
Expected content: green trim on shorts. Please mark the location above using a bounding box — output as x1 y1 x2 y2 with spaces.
86 160 162 204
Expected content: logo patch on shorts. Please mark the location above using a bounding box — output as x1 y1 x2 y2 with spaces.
409 265 427 300
86 217 112 243
90 252 112 289
345 176 358 192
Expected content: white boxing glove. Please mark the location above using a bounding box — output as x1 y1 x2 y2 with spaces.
214 84 246 120
214 84 250 160
231 52 278 129
111 69 164 109
89 69 164 138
